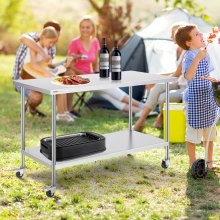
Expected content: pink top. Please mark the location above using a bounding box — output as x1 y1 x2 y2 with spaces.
68 37 100 74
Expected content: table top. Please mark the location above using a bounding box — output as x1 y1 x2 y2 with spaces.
14 71 176 95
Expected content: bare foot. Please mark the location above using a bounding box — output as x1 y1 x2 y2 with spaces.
153 113 163 129
134 120 146 132
207 162 217 170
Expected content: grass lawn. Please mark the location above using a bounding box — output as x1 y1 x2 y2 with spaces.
0 55 219 219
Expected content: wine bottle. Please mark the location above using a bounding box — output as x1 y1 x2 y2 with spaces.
99 38 109 78
111 41 121 80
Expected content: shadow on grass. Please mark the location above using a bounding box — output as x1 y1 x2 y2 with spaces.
185 169 220 219
26 154 185 194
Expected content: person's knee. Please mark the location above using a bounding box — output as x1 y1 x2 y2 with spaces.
29 92 43 104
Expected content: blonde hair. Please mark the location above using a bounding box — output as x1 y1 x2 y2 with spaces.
40 26 58 40
170 23 187 42
79 15 96 38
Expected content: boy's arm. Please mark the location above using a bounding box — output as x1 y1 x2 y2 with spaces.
185 49 207 80
20 34 51 62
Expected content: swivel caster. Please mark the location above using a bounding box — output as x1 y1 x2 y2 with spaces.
45 186 56 197
46 190 55 197
16 171 23 178
191 159 207 179
161 159 169 169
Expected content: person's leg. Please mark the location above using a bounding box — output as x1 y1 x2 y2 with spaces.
102 88 142 108
157 86 184 110
28 90 43 112
154 84 182 128
122 104 142 113
95 90 142 113
203 141 214 168
121 95 141 108
153 112 163 129
203 126 217 169
95 91 126 111
186 141 196 168
133 84 166 131
57 94 67 114
134 106 152 131
67 93 73 112
185 123 201 168
56 94 74 122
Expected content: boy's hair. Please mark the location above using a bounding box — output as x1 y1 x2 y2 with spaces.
79 15 96 38
175 24 196 50
43 20 61 32
40 26 58 39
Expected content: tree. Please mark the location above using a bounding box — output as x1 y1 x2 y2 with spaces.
155 0 211 22
88 0 133 49
0 0 36 53
0 0 36 34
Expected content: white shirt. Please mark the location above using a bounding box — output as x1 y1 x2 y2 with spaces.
23 41 48 64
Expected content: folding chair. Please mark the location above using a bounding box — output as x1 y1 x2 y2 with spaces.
72 92 93 112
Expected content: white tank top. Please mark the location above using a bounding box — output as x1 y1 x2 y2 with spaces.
23 41 48 64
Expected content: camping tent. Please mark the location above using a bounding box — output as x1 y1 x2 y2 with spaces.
87 8 220 109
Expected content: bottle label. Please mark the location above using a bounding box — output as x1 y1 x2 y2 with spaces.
100 54 109 69
100 54 109 58
111 56 121 72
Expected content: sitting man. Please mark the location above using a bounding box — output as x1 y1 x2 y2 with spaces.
13 21 61 118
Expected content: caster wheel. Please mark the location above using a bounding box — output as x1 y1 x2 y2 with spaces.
16 171 23 178
161 160 169 169
191 159 207 179
46 190 54 197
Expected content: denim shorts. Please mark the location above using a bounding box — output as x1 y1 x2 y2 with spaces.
14 84 30 97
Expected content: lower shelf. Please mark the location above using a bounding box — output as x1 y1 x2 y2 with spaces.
24 130 168 169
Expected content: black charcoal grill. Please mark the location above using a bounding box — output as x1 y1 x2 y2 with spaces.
40 132 106 161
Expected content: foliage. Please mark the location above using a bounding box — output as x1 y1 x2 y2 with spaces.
155 0 212 23
0 0 37 54
88 0 134 49
0 55 220 219
0 0 36 34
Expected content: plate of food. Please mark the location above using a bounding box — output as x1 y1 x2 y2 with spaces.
52 75 90 85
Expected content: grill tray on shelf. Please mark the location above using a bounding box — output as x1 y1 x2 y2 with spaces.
40 132 106 161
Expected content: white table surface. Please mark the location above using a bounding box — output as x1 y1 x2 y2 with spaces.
14 71 177 95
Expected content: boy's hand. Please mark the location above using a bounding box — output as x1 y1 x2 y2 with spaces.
196 49 207 61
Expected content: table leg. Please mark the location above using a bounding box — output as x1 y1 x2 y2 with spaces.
162 82 170 168
15 87 25 178
52 94 57 184
46 94 56 197
129 86 132 132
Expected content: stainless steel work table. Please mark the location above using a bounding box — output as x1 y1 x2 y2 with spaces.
14 71 176 197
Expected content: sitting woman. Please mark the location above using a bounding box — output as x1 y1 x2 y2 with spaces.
134 24 187 131
66 15 144 115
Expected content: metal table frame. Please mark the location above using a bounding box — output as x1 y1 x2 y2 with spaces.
14 71 175 197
